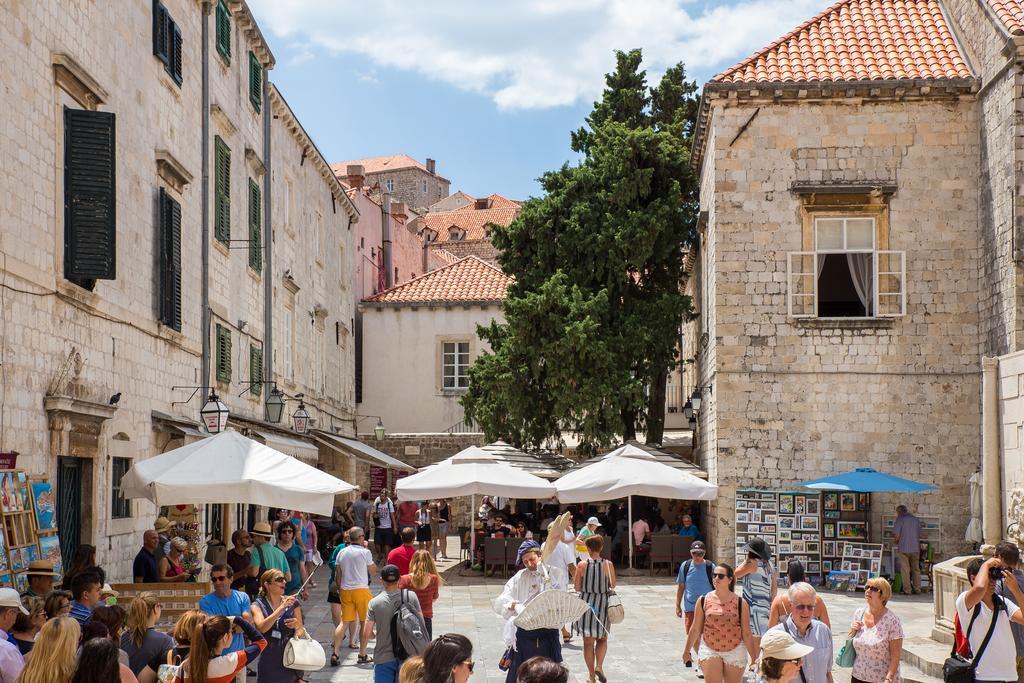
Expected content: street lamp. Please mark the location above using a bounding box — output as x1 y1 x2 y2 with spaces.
265 387 285 423
292 401 311 434
682 399 694 420
200 392 229 433
690 389 702 413
374 417 386 441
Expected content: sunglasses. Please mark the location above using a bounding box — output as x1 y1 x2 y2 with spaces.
712 573 730 579
865 586 881 593
211 575 230 582
793 603 815 612
270 577 286 584
463 661 475 672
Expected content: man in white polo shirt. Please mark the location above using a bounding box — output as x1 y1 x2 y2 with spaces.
958 556 1024 683
330 526 377 666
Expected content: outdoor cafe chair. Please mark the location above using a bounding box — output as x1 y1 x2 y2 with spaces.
650 534 675 575
484 537 506 576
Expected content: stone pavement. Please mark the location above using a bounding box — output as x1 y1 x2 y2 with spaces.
297 540 938 683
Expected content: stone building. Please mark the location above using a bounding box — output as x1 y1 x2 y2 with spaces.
682 0 987 564
0 0 363 581
359 256 510 434
333 154 450 213
414 195 521 269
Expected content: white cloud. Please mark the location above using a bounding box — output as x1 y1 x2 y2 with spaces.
249 0 832 111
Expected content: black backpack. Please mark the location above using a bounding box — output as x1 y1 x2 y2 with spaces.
390 589 430 660
681 560 714 589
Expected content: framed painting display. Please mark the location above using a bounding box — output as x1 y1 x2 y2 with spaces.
823 522 835 538
30 483 55 533
38 535 63 577
838 521 868 539
736 489 822 579
824 493 839 511
779 495 794 514
840 493 857 512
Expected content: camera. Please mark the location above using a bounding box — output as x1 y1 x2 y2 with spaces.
990 566 1007 581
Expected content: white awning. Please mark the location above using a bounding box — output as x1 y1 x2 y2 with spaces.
313 431 415 471
251 430 319 466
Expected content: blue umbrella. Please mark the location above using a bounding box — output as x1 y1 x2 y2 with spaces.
799 467 937 493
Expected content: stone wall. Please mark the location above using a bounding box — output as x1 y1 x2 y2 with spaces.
696 97 981 563
365 167 450 213
427 239 499 265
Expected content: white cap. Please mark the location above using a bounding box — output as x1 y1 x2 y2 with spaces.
587 517 600 526
760 630 814 660
0 588 28 614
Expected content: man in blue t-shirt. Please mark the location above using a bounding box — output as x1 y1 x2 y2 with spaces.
199 563 252 654
675 540 715 649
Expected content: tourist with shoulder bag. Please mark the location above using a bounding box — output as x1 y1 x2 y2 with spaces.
950 556 1024 683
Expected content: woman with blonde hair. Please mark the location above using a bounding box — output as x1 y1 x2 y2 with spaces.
158 538 195 583
135 610 204 683
399 550 442 637
182 614 266 683
850 577 904 683
251 568 304 682
15 616 80 683
399 655 425 683
120 592 174 676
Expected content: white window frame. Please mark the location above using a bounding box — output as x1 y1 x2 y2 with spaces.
787 216 905 318
442 341 470 390
385 179 394 192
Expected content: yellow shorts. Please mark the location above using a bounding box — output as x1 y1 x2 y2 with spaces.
340 588 372 622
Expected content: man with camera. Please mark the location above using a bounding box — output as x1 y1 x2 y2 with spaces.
957 554 1024 683
993 542 1024 682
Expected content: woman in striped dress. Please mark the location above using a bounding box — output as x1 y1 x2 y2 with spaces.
574 535 616 683
734 537 776 647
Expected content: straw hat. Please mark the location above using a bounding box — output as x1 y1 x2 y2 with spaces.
542 511 573 563
154 517 172 534
251 522 273 538
760 630 814 660
25 560 58 577
100 583 119 598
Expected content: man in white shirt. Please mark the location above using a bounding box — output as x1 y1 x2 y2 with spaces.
957 556 1024 683
0 588 26 682
546 524 577 644
372 490 396 562
330 527 378 666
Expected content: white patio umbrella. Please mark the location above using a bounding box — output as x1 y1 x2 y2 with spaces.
120 429 355 516
555 443 718 568
396 446 557 560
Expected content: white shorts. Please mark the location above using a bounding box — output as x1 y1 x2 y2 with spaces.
698 640 748 670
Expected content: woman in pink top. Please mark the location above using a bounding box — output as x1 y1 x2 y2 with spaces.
682 563 758 683
850 577 903 683
398 551 441 638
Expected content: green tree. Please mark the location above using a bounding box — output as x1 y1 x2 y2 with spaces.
462 49 700 455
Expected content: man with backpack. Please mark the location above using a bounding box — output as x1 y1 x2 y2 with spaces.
363 563 428 683
676 541 715 631
956 555 1024 683
373 490 397 561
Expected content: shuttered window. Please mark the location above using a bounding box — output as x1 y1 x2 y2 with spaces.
214 136 230 244
216 324 232 383
64 108 116 286
158 188 182 331
248 51 262 112
249 345 262 396
152 0 183 85
215 0 231 63
248 178 261 271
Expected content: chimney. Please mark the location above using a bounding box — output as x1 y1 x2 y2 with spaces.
426 158 436 175
390 201 408 221
346 164 365 189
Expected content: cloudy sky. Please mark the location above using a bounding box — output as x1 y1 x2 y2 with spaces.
249 0 834 200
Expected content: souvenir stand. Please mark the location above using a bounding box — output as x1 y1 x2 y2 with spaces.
735 489 823 582
819 492 872 577
1 471 60 592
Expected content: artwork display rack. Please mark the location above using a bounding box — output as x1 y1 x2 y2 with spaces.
838 541 884 588
0 470 59 592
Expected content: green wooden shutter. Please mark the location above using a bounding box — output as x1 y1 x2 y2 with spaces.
249 345 262 396
64 108 116 283
158 188 182 331
169 20 183 85
152 0 169 64
248 178 261 271
248 52 262 112
214 136 230 243
216 0 231 63
216 324 232 383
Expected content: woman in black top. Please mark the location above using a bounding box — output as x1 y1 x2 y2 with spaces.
437 499 451 559
10 595 44 654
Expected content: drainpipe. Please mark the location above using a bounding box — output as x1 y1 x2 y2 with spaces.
382 194 393 288
262 72 273 410
982 355 1003 545
200 2 211 391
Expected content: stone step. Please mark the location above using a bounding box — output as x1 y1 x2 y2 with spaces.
901 634 949 679
900 659 944 683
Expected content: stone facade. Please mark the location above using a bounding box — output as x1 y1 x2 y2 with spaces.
0 0 359 581
426 239 499 266
684 94 982 563
366 165 450 214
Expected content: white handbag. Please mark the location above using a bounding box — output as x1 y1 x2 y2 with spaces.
283 631 326 671
606 591 625 624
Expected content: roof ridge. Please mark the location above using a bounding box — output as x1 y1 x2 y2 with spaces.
364 255 507 303
712 0 856 82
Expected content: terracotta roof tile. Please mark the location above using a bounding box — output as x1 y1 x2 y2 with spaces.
988 0 1024 34
420 206 520 241
330 155 449 182
365 256 510 305
712 0 973 84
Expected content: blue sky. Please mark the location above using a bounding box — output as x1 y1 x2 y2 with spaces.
249 0 833 201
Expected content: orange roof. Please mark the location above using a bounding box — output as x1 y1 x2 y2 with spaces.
330 155 449 182
484 194 521 209
989 0 1024 33
420 206 519 241
712 0 973 84
364 256 510 305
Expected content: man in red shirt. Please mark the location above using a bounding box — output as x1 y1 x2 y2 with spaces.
397 499 419 532
386 527 418 574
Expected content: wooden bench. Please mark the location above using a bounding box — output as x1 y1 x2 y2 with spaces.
111 582 210 630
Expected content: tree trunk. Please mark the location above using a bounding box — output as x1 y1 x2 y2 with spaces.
621 408 637 442
646 366 668 446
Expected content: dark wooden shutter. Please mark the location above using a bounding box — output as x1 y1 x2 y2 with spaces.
216 325 232 383
248 52 262 112
249 345 262 396
216 0 231 62
214 136 230 243
158 188 182 331
64 108 116 283
169 21 183 85
248 178 261 271
152 0 169 64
